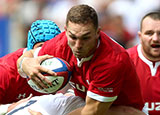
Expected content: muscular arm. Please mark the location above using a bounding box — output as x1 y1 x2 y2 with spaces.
68 96 113 115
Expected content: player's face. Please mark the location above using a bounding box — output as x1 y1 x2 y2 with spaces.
65 21 100 59
33 42 44 49
139 17 160 61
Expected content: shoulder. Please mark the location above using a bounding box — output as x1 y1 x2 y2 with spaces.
92 34 135 74
99 31 128 58
100 31 125 52
126 45 138 55
126 45 139 60
95 32 129 66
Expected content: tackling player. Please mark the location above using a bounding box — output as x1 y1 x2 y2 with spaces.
0 20 61 114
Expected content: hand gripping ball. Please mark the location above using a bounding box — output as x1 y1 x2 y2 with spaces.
27 57 72 94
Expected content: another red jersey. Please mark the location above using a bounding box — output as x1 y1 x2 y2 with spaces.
127 45 160 115
38 31 144 110
0 48 45 104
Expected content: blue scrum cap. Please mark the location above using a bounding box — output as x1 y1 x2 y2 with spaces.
27 20 61 50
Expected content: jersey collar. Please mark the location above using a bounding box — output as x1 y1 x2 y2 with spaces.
76 39 100 67
137 44 160 76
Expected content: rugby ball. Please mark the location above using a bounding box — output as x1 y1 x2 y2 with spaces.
27 57 72 94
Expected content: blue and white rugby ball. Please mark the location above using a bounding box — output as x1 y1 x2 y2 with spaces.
27 57 72 94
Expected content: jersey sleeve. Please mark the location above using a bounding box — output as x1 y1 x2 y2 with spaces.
87 52 130 102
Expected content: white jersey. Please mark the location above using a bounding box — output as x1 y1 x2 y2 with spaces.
7 93 85 115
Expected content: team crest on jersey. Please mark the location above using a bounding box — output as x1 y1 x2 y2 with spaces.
97 87 113 92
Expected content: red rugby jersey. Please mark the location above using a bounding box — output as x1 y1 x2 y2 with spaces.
0 48 44 104
127 45 160 115
38 31 144 110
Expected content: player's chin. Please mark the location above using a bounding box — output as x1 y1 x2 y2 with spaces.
151 53 160 58
150 50 160 56
74 53 83 59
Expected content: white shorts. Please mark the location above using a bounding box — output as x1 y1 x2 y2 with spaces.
7 93 85 115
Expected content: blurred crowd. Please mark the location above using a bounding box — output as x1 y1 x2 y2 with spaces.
0 0 159 57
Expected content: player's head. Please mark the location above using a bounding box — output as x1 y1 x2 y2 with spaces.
66 4 98 30
65 4 100 59
27 20 61 50
140 12 160 32
138 11 160 61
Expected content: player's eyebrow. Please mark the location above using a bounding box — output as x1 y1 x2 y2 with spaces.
69 31 76 37
69 31 91 38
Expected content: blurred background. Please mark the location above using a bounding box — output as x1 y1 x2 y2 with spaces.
0 0 159 57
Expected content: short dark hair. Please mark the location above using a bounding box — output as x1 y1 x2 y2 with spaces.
66 4 98 30
140 11 160 31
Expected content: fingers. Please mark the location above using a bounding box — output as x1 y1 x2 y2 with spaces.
28 109 42 115
30 67 57 89
39 65 57 76
22 55 57 89
31 74 48 89
37 55 53 64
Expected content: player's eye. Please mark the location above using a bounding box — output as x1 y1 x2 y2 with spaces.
70 36 77 40
82 36 90 40
145 31 154 36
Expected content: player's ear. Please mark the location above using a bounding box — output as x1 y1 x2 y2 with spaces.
138 31 143 44
96 27 101 39
138 31 142 40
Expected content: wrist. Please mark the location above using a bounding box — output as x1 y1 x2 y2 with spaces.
18 57 28 78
